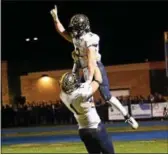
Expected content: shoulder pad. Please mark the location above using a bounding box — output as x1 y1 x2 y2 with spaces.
84 33 100 48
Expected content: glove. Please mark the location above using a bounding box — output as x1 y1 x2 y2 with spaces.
50 5 59 22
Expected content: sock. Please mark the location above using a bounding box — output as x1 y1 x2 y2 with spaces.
108 96 128 116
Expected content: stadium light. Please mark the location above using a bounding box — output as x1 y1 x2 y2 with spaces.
40 74 51 83
33 37 38 41
37 75 56 91
25 38 30 42
41 76 50 83
25 37 38 42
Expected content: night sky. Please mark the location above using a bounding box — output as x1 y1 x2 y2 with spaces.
2 1 168 72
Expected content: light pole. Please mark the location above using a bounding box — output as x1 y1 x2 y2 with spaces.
164 32 168 78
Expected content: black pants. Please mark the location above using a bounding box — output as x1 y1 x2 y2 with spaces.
79 123 115 154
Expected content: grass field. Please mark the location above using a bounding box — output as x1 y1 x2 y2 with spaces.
3 126 168 137
2 140 167 153
2 121 168 154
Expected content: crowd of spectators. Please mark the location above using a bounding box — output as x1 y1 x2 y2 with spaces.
2 100 75 128
117 93 167 105
2 93 167 128
2 100 110 128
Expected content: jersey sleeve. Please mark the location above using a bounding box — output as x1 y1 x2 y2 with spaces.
80 82 93 100
85 33 100 48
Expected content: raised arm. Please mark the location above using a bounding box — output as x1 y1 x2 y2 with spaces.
72 50 80 76
50 5 72 43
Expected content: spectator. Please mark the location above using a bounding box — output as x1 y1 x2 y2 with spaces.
155 94 166 102
2 93 167 128
148 94 155 103
139 95 148 104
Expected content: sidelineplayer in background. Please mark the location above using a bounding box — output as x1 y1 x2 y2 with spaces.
50 5 138 129
59 71 115 153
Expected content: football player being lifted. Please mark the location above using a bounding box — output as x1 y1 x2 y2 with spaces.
50 5 139 129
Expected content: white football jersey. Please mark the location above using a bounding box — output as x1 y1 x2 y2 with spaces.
60 82 101 129
72 32 101 69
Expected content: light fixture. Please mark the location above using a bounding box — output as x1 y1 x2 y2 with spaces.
41 74 49 78
25 37 38 42
40 75 51 83
25 38 30 42
33 37 38 41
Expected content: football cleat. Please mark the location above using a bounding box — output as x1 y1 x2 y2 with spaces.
125 116 139 129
